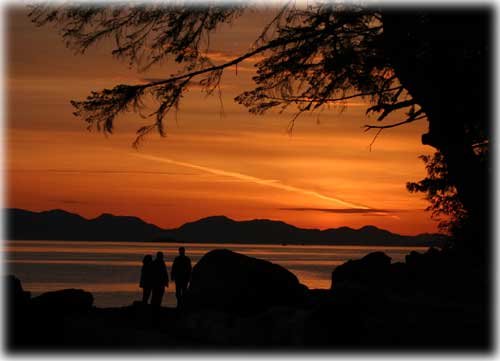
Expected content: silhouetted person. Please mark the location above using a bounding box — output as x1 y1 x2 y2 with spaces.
139 254 154 304
171 247 192 309
151 251 169 307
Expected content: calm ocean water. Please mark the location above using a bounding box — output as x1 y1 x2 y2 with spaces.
4 240 427 308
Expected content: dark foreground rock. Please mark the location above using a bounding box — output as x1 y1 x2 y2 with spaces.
6 283 95 350
6 275 30 308
6 246 491 351
184 249 309 313
331 251 392 289
6 275 31 346
31 288 94 313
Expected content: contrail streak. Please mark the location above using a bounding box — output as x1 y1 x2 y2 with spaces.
133 153 372 210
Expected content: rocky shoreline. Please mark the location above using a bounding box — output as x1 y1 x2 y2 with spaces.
6 248 490 351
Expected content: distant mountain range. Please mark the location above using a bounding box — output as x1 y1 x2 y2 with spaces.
4 208 447 246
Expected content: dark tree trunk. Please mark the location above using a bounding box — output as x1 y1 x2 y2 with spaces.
381 9 491 253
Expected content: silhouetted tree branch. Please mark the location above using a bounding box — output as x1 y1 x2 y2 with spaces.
69 39 288 146
407 152 468 234
30 3 413 147
363 109 425 130
242 86 404 106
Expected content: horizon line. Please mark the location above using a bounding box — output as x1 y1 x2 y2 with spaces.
4 207 443 237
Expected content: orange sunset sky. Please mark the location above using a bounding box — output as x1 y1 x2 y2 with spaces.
5 7 439 235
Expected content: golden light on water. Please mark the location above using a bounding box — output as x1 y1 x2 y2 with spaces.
6 240 427 307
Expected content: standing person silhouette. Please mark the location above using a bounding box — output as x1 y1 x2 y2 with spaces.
171 247 192 309
139 254 154 304
151 251 169 307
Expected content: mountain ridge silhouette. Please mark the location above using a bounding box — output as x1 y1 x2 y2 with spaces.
5 208 446 246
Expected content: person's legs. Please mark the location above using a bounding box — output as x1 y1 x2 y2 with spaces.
157 287 165 306
152 287 165 306
176 282 188 308
150 287 164 327
142 287 152 304
175 282 182 307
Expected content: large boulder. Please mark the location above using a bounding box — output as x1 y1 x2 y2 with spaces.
185 249 308 313
31 289 94 314
6 275 31 348
331 251 392 289
6 275 31 309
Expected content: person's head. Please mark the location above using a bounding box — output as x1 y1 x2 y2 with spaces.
156 251 163 260
179 247 185 256
143 254 153 264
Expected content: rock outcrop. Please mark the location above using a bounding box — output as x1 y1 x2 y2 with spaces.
185 249 308 313
6 274 31 308
331 251 392 289
31 288 94 314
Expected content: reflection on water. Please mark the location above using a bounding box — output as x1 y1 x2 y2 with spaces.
4 240 427 307
5 259 140 266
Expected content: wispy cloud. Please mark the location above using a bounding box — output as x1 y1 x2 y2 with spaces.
9 169 195 176
133 153 373 210
279 207 391 214
204 50 266 64
138 78 238 89
51 199 89 205
279 207 414 220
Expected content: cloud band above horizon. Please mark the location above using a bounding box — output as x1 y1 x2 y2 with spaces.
279 207 391 214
